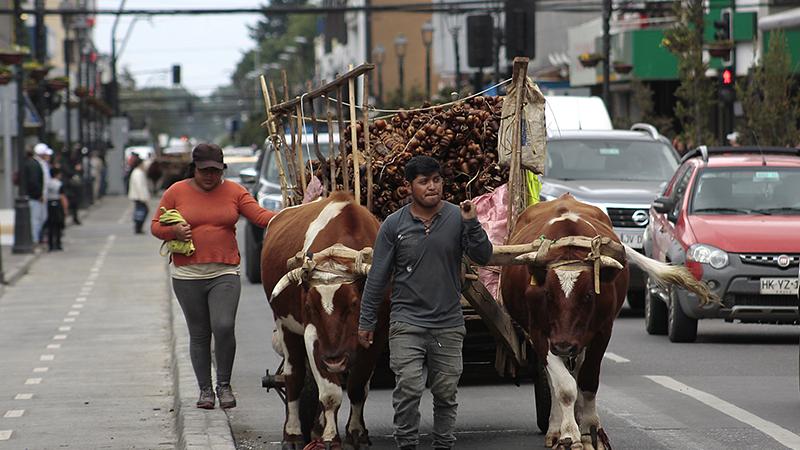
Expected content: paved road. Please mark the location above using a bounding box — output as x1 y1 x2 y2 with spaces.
0 198 176 448
229 218 800 450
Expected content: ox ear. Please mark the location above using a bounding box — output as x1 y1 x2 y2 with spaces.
527 265 547 287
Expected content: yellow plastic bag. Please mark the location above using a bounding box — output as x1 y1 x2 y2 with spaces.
158 207 196 257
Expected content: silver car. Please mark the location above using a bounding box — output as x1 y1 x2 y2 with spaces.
539 124 680 309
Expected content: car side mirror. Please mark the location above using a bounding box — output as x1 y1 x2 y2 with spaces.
652 196 675 214
239 168 257 186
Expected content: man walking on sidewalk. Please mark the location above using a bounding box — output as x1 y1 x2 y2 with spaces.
358 156 493 450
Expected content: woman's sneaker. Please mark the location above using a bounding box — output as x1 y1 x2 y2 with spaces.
216 384 237 409
196 387 215 409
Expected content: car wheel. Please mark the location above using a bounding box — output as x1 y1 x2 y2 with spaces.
645 278 668 335
244 225 262 284
627 289 645 310
667 287 697 343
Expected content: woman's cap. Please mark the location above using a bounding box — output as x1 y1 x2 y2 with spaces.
192 143 225 170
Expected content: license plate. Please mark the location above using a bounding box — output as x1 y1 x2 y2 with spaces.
759 278 800 295
616 229 644 249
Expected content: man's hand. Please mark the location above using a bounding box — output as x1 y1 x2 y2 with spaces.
173 223 192 241
358 329 374 349
460 200 477 220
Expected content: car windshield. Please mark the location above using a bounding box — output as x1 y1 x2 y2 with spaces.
224 155 259 178
690 167 800 215
545 139 678 181
261 141 334 182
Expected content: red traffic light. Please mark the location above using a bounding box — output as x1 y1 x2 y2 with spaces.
722 68 733 85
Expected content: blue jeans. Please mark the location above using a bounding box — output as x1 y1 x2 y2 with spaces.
389 321 466 449
28 199 47 243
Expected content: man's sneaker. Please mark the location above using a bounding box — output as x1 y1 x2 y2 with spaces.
196 387 215 409
216 383 237 409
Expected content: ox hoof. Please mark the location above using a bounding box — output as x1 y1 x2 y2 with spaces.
555 436 583 450
281 440 303 450
343 429 371 449
324 440 343 450
545 432 561 448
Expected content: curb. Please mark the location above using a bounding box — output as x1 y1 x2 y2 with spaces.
168 278 238 450
3 251 41 286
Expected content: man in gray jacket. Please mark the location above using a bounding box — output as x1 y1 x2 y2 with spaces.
359 156 493 450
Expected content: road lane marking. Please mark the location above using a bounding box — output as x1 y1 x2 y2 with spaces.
87 273 98 280
4 410 23 418
84 281 94 286
0 430 11 440
53 335 67 340
646 375 800 449
67 311 80 316
32 368 48 373
39 355 54 361
71 304 84 309
24 378 42 385
75 297 87 302
47 344 60 349
14 394 33 400
58 326 71 331
603 352 630 363
63 318 75 323
90 267 99 272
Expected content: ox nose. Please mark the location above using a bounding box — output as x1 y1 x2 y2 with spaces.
322 354 349 373
550 342 578 357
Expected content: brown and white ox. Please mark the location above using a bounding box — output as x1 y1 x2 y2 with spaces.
494 194 714 450
262 192 389 450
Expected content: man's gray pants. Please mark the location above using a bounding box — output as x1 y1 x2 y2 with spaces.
389 321 466 449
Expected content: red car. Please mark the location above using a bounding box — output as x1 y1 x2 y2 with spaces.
643 146 800 342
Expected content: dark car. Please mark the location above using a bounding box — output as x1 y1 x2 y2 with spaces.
644 146 800 342
540 124 680 309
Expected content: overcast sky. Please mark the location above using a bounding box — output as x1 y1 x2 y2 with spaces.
94 1 263 96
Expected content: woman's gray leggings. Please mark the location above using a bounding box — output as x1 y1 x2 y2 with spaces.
172 274 241 389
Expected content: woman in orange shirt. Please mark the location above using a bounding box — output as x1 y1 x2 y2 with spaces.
151 143 276 409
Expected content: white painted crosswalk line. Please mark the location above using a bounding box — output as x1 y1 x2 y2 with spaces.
33 367 48 373
40 354 54 361
14 394 33 400
24 378 41 385
3 410 23 418
63 317 75 323
646 375 800 450
59 326 71 332
53 335 67 340
0 430 11 440
47 344 61 349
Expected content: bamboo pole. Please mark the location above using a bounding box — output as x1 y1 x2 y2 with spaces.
295 104 307 193
260 75 290 208
282 71 299 198
336 86 350 193
307 81 327 193
362 75 373 211
347 66 361 205
326 108 337 191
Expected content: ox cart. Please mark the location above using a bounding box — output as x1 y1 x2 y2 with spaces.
257 58 553 444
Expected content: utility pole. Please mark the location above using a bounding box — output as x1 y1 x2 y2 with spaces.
601 0 612 114
12 0 34 254
35 0 47 141
111 0 127 116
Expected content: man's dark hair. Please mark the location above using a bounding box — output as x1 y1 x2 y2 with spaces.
404 155 441 182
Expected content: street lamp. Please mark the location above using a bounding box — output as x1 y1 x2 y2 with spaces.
448 19 462 92
12 0 34 255
394 34 407 103
372 44 385 105
421 21 434 100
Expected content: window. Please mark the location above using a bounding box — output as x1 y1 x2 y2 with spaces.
546 139 678 181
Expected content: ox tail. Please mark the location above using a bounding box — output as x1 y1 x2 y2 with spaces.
623 245 720 306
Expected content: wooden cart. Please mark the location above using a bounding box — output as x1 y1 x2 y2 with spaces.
257 57 551 438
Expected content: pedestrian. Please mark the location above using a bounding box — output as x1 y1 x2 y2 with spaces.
150 143 276 410
358 155 493 450
23 146 45 244
44 167 68 251
65 160 83 225
128 155 150 234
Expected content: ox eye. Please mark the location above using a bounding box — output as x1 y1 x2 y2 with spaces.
583 293 593 303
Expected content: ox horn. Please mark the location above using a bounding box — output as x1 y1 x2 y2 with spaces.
599 255 624 270
270 267 307 300
354 263 372 276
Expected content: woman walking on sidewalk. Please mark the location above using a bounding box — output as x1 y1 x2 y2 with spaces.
151 143 276 410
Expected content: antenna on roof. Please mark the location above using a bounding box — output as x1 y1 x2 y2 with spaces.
750 130 767 166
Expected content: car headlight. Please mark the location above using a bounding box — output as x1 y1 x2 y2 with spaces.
257 191 283 211
688 244 729 269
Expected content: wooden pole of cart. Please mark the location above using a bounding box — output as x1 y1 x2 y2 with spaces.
507 57 530 235
259 75 290 208
336 86 350 193
295 104 307 193
362 75 373 211
307 81 327 193
326 110 337 191
347 66 361 204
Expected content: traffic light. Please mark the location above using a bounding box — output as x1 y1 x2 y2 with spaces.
719 68 735 104
713 11 731 42
172 64 181 85
467 15 494 68
505 0 536 60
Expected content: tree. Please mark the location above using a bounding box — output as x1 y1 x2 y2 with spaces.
736 30 800 147
662 0 716 146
